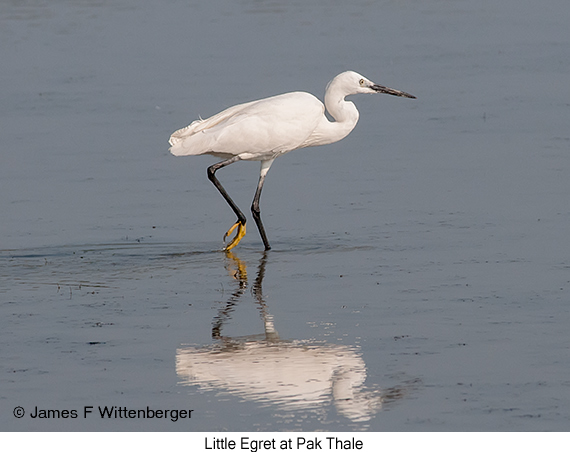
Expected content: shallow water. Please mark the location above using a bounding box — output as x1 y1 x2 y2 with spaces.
2 0 570 432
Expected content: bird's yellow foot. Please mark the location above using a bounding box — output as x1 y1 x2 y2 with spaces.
223 221 246 251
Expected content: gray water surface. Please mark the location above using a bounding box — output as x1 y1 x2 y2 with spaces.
2 0 570 431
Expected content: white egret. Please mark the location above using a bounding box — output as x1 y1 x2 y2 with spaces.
169 70 415 251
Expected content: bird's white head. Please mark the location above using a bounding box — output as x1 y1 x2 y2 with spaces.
328 71 416 98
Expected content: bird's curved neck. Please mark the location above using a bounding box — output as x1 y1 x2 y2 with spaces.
320 82 360 145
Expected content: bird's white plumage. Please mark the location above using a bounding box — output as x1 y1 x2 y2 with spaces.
168 71 415 250
170 92 324 161
168 71 402 161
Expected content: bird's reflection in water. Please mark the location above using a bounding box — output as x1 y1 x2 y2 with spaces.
176 252 416 423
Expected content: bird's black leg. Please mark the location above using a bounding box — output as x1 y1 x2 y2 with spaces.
251 160 274 251
207 156 247 250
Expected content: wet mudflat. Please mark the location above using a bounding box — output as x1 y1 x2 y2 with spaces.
1 0 570 432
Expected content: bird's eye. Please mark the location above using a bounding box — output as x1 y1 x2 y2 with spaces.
359 79 365 86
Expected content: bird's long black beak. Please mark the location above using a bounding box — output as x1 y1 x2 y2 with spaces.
372 84 416 99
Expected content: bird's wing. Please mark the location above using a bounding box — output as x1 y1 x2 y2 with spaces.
169 92 324 159
169 99 258 150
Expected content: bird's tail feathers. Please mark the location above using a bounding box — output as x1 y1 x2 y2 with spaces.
168 118 204 147
169 99 256 156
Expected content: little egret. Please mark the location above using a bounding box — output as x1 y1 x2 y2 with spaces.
169 70 415 251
